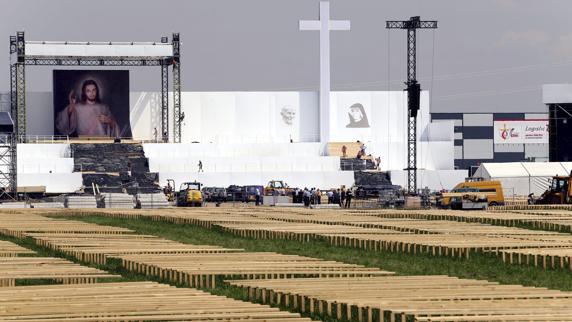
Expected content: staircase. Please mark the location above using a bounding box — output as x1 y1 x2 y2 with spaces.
337 153 398 198
71 143 161 194
353 171 399 198
340 158 377 171
354 171 392 187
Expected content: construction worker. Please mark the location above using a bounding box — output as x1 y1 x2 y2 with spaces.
255 188 261 206
345 188 353 209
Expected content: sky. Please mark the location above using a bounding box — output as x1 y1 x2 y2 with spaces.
0 0 571 112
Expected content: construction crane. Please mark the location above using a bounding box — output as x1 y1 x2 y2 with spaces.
386 16 437 195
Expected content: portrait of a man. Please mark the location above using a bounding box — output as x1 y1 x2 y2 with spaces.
53 70 131 138
346 103 370 128
280 105 296 126
55 80 119 137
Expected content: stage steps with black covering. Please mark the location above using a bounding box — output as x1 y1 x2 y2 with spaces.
71 143 161 194
354 171 392 186
340 158 377 171
353 171 400 198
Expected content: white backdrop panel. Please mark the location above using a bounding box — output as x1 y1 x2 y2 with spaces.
18 158 74 174
367 141 454 171
148 156 340 173
18 173 83 193
143 143 325 158
17 144 70 158
329 91 430 143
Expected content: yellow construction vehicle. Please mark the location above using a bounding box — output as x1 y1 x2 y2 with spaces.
535 174 572 204
264 180 291 196
440 189 494 210
439 178 504 208
176 181 203 207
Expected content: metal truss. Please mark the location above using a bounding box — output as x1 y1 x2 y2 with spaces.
0 135 17 199
9 31 182 144
407 112 417 194
387 16 437 195
386 20 438 29
24 57 167 66
16 64 25 139
405 28 417 196
172 33 182 143
161 64 169 142
8 32 182 198
6 37 18 198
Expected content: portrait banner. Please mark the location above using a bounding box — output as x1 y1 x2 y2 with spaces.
53 70 131 138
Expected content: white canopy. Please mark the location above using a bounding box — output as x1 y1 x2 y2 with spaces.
473 162 570 197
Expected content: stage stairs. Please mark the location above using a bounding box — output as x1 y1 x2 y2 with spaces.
336 151 398 196
354 171 392 187
340 158 377 171
71 143 162 195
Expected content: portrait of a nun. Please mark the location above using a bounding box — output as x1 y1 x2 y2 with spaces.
346 103 370 128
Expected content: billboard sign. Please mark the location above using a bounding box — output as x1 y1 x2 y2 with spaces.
494 120 548 144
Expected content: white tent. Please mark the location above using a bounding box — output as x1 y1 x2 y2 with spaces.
473 162 569 197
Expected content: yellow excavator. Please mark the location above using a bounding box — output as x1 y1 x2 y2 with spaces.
264 180 291 196
176 181 204 207
535 173 572 204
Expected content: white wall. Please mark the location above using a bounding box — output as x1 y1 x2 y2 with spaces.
24 90 430 145
181 92 320 143
22 90 456 173
15 143 82 193
329 91 430 144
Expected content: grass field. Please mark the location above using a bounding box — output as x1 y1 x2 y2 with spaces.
2 211 572 321
50 213 572 292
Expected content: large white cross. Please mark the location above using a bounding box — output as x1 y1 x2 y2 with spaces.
300 1 350 143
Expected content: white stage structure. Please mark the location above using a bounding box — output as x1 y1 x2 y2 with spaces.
16 144 82 193
144 143 354 190
473 162 572 197
7 31 183 197
17 89 467 192
300 1 351 143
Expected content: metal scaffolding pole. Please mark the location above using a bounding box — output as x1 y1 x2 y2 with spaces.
161 63 169 142
172 33 182 143
386 17 437 195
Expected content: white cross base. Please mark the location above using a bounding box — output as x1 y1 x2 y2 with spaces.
300 1 350 144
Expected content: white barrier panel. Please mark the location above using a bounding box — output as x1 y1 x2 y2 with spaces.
389 170 468 192
158 171 355 190
18 173 83 194
367 141 454 172
143 143 325 158
17 158 74 174
17 144 70 158
148 156 340 173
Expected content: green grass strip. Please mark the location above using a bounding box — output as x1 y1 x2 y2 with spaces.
53 214 572 292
